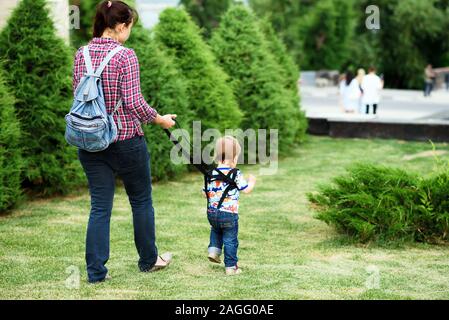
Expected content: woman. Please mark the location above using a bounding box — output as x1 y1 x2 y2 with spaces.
424 64 436 97
338 73 347 112
73 0 176 283
356 68 366 114
343 71 360 114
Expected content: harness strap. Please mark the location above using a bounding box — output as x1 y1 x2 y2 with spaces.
163 120 239 210
204 174 210 206
215 168 239 211
213 167 239 188
163 120 211 176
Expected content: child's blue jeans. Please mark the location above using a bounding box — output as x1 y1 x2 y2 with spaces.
207 208 239 268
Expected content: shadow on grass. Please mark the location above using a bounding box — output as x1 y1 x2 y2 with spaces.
314 231 449 252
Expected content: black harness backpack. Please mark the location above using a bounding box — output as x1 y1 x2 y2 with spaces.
164 120 239 211
204 167 239 211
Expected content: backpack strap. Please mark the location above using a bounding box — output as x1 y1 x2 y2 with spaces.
85 45 125 126
82 46 94 76
96 46 125 123
94 46 125 77
82 46 97 101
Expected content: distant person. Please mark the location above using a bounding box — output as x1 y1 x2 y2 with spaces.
445 73 449 91
356 68 366 113
338 73 347 112
361 66 384 115
424 64 436 97
343 71 361 113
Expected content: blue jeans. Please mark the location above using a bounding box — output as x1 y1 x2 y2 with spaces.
78 135 158 283
424 81 433 96
207 208 239 268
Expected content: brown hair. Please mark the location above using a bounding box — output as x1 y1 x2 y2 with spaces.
214 136 242 164
93 1 139 38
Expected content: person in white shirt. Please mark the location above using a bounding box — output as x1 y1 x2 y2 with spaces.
343 71 362 113
361 66 384 115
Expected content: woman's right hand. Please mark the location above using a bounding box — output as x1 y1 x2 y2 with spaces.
154 114 177 129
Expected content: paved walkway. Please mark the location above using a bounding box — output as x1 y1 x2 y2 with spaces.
301 86 449 123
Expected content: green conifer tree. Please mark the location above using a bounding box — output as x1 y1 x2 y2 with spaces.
180 0 233 38
259 17 307 142
0 0 84 195
0 68 23 212
210 5 300 152
155 8 242 134
126 24 192 180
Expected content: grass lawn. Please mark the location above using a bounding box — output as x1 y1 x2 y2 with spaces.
1 136 449 300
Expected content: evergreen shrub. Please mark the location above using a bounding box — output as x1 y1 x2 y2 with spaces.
0 0 84 195
308 163 449 243
210 5 302 152
155 8 242 133
127 24 192 180
0 68 23 212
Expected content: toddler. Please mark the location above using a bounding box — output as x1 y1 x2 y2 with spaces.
203 136 256 275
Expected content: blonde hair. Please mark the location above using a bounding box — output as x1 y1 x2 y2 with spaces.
357 68 366 84
214 136 241 164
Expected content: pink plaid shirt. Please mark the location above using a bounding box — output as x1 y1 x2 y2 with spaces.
73 37 158 142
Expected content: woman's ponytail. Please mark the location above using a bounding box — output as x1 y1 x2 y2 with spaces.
93 0 139 38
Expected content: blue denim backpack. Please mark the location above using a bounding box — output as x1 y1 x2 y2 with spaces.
65 45 124 152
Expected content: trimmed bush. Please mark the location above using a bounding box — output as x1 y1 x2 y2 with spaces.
418 171 449 242
308 163 449 243
259 18 299 91
126 24 191 181
210 5 301 152
299 0 355 71
259 17 307 143
0 68 23 212
0 0 84 195
180 0 233 38
155 8 242 133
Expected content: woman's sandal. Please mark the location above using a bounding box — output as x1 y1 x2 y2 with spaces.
148 252 173 272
